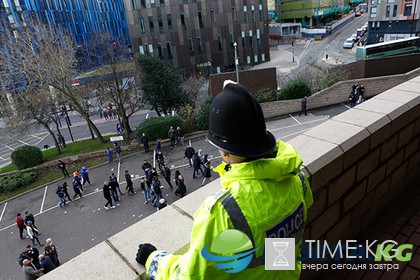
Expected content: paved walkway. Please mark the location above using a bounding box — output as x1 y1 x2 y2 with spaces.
318 181 420 279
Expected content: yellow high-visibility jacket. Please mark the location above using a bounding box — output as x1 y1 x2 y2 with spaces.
145 140 313 279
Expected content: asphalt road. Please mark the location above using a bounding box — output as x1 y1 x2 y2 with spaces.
0 104 350 279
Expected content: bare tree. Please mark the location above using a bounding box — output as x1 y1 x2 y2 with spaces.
0 18 107 143
182 76 206 111
86 33 144 139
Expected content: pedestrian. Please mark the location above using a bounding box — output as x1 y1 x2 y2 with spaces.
116 123 122 133
16 213 26 240
155 151 165 171
299 95 308 116
174 170 186 197
155 139 162 153
168 126 176 148
352 81 359 94
26 244 41 268
57 160 69 177
201 161 213 186
141 160 152 176
73 171 84 192
125 170 136 195
22 259 44 279
192 152 205 178
106 148 113 163
38 254 56 274
348 91 357 108
80 165 91 185
109 176 120 203
45 238 60 267
157 198 167 211
18 251 30 267
61 182 71 201
151 176 162 207
102 181 115 209
24 211 39 234
184 145 195 167
136 81 313 279
359 84 365 96
140 177 151 204
71 178 83 201
55 184 66 208
110 172 124 195
161 164 174 189
98 106 104 118
113 142 122 163
27 223 43 247
103 110 108 120
141 133 150 153
177 127 185 146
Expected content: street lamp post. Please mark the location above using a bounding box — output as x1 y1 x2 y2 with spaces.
233 42 239 83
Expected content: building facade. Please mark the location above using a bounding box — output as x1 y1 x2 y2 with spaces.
123 0 270 76
367 0 420 43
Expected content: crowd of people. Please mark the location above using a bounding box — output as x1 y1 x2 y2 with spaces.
348 82 366 108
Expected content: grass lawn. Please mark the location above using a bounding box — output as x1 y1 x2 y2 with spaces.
0 134 141 202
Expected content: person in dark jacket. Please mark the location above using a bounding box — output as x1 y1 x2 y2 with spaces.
62 182 71 201
26 244 41 269
108 177 120 203
152 177 162 207
57 160 69 177
174 170 187 197
38 254 56 274
161 164 174 189
102 181 114 209
299 96 308 116
192 152 205 179
184 145 195 167
55 184 66 207
125 170 136 195
141 133 150 153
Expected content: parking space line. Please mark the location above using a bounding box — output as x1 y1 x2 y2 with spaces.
0 202 7 224
31 135 43 140
289 114 301 124
279 128 312 139
40 185 48 213
18 140 31 146
3 144 15 151
34 133 50 146
269 117 327 132
341 102 351 109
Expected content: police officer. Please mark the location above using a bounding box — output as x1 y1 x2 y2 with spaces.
136 81 313 279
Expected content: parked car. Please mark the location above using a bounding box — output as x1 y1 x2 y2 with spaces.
355 12 361 17
343 38 354 49
350 33 358 42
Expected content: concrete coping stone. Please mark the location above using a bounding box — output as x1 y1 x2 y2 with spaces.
331 109 391 136
375 87 420 109
354 97 410 121
302 119 370 152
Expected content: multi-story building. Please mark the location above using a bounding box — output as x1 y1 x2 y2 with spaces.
367 0 420 44
123 0 270 76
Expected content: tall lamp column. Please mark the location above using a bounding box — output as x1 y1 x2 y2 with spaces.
234 42 239 83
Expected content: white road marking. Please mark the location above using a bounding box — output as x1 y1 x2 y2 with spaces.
3 144 15 151
279 128 312 139
289 114 301 124
0 202 7 224
269 117 328 132
18 140 31 145
40 185 48 213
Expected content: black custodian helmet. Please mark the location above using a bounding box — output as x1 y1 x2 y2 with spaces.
206 81 276 157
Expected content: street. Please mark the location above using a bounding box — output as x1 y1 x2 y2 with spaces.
0 104 351 279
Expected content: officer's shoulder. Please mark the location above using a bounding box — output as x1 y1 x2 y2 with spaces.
201 189 229 212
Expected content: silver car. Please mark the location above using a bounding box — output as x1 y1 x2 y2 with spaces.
343 38 354 49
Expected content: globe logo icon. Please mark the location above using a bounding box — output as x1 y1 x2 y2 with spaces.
201 229 258 273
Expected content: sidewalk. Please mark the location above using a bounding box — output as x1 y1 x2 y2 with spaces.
318 181 420 279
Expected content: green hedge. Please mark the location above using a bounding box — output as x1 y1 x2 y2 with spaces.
279 76 312 100
11 146 43 170
255 88 277 103
0 172 38 193
135 115 196 142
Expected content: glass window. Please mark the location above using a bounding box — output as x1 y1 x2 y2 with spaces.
183 0 188 3
232 7 237 23
167 14 172 32
243 6 248 23
131 0 137 9
257 29 261 47
241 30 246 48
393 5 397 17
251 4 256 22
386 5 390 17
198 11 204 28
247 56 251 64
166 41 172 59
158 15 163 33
254 55 258 63
180 13 187 31
404 4 412 16
150 0 155 8
148 44 153 53
259 4 263 21
370 7 377 18
262 53 265 62
371 0 375 5
141 0 146 8
148 16 154 33
139 17 146 33
197 37 202 53
378 0 381 4
249 30 253 48
217 34 223 51
139 45 145 54
188 38 194 51
211 9 216 24
158 43 164 58
387 0 394 3
160 0 164 6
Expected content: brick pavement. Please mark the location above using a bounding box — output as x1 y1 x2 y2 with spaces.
316 180 420 280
